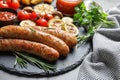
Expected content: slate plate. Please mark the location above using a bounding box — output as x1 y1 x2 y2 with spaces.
0 1 91 77
0 27 91 77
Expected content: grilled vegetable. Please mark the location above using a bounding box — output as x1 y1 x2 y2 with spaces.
17 10 30 20
62 17 73 23
48 18 66 30
36 18 48 27
21 0 31 5
34 4 54 15
0 0 9 8
44 0 53 4
31 0 42 5
7 0 20 10
52 11 63 19
23 7 34 13
20 20 36 26
65 23 79 36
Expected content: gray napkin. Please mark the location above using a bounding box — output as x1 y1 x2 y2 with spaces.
77 3 120 80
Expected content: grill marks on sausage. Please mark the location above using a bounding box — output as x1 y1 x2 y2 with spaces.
42 29 77 48
0 39 59 61
21 26 77 48
0 25 69 56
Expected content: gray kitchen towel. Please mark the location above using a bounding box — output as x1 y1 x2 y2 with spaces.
77 3 120 80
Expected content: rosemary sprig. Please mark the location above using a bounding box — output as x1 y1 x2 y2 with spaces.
14 54 27 68
14 52 56 72
29 28 36 32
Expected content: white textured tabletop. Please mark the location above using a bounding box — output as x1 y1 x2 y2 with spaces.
0 0 119 80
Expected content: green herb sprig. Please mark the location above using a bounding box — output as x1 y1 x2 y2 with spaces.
74 1 114 43
14 52 56 72
14 54 27 68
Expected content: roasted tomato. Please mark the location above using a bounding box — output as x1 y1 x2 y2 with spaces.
36 18 48 27
44 14 54 21
0 0 9 8
56 0 82 16
7 0 20 10
29 12 38 21
17 10 30 21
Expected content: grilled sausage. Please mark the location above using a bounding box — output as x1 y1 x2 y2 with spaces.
0 25 69 56
0 39 59 61
22 26 77 48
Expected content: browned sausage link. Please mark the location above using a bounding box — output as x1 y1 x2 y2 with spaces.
0 39 59 61
41 29 77 48
22 26 77 48
0 25 69 56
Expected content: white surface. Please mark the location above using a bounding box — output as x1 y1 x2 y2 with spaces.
0 0 119 80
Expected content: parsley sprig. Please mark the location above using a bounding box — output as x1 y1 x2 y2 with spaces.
74 1 114 43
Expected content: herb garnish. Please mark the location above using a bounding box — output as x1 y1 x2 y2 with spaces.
74 1 114 44
14 54 27 68
29 28 36 32
14 52 56 72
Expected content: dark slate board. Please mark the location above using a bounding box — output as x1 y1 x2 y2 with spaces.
0 0 91 77
0 27 91 77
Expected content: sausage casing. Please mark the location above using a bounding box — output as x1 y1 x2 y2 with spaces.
0 25 69 56
0 39 59 61
22 26 77 48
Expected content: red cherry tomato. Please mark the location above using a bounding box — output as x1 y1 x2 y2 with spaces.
29 12 38 21
18 10 30 21
0 1 9 8
36 18 48 27
44 14 54 21
7 0 20 10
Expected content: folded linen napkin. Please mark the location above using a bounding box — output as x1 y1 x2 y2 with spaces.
77 2 120 80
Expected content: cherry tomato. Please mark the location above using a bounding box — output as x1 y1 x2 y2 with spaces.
44 14 54 21
29 12 38 21
18 10 30 21
7 0 20 10
6 0 12 6
0 0 9 8
36 18 48 27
